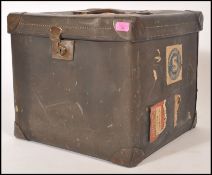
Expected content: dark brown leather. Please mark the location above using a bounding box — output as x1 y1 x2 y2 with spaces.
8 9 203 167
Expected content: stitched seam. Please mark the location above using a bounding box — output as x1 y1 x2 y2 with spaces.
146 30 197 39
19 21 196 29
15 22 198 39
145 22 196 28
19 22 112 30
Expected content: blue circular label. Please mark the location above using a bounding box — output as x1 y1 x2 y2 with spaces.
168 48 182 80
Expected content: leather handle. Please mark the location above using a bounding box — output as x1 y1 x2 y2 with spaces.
85 8 124 14
72 9 152 15
85 9 152 15
73 8 125 14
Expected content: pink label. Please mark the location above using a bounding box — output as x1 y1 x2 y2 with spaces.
115 22 130 32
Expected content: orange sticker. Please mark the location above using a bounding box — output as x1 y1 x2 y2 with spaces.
150 100 167 143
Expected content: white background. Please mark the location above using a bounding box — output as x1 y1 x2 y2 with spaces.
2 1 211 174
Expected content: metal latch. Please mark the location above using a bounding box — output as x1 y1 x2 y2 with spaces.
49 26 74 60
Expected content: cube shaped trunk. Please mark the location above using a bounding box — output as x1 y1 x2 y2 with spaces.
8 9 203 167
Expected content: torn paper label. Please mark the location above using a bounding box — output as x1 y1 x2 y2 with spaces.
188 112 192 120
153 69 157 80
174 94 181 127
150 100 167 143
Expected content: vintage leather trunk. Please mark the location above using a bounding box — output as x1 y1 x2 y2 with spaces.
8 9 203 167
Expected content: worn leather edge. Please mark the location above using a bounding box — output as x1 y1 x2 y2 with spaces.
110 147 145 167
191 111 197 129
7 13 23 33
193 11 203 30
186 10 203 30
14 122 29 140
198 12 204 30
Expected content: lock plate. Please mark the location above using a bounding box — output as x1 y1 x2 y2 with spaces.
52 40 74 60
50 26 74 60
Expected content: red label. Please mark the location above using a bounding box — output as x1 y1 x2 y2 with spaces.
150 100 167 143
